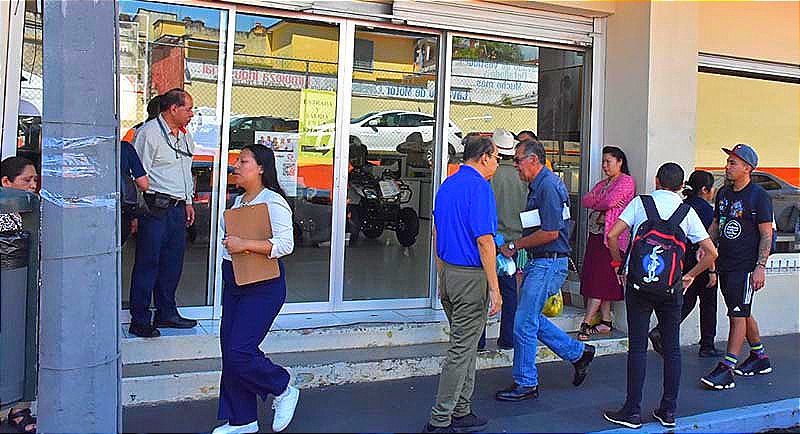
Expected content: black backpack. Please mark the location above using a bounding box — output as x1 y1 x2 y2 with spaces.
626 195 690 296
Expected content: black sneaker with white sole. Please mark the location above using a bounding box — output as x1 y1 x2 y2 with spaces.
652 408 676 428
701 362 735 390
603 409 642 429
734 353 772 376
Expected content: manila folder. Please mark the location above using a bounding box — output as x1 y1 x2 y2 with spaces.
223 203 280 285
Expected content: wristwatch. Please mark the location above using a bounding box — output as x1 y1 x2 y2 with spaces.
507 241 516 252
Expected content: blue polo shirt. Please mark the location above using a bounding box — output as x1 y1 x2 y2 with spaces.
522 167 571 255
433 165 497 267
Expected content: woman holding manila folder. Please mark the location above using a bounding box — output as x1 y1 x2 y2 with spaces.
211 144 299 434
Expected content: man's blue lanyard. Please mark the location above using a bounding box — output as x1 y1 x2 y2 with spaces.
157 116 193 158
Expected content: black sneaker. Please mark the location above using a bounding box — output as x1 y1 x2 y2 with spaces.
701 362 735 390
653 408 676 428
572 344 595 386
648 328 664 357
421 423 456 433
451 413 488 433
603 409 642 429
129 322 161 338
734 353 772 376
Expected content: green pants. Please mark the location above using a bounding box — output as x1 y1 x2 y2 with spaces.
430 262 489 427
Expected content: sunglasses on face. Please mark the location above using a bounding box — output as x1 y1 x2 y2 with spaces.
513 155 533 165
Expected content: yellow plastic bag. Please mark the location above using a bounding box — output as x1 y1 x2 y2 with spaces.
542 290 563 318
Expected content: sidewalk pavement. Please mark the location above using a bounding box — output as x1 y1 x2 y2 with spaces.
122 333 800 433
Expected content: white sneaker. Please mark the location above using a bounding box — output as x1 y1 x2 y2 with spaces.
271 385 300 432
211 421 259 434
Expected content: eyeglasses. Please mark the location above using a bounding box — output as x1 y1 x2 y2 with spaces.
513 155 533 165
489 153 501 162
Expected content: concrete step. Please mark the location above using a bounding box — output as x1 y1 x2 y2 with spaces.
122 306 590 365
121 332 628 406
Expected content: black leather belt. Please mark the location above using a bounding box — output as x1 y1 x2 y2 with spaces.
144 192 185 207
529 251 569 259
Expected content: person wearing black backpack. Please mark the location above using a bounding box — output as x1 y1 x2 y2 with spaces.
700 144 775 391
602 163 718 429
648 170 724 358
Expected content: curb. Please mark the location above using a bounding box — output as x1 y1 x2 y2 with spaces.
123 337 628 406
594 397 800 433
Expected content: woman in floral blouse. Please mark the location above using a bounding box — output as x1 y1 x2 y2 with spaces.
578 146 635 340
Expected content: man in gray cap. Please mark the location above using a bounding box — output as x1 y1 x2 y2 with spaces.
701 143 775 391
478 129 529 350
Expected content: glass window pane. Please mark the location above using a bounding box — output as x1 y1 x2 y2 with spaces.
449 37 586 304
119 1 228 310
229 14 340 303
343 28 439 301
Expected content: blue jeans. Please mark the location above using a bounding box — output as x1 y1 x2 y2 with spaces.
478 271 518 348
624 289 682 414
129 204 186 325
513 257 584 387
218 260 290 425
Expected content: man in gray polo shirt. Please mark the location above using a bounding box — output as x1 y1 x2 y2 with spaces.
129 88 197 337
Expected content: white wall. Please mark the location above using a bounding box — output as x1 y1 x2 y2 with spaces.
681 270 800 347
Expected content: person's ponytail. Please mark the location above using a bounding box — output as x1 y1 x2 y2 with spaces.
683 170 714 199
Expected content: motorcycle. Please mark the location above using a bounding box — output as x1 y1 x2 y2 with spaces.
347 140 420 247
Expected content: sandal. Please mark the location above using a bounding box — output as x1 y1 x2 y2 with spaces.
7 408 37 434
577 322 591 341
578 320 613 341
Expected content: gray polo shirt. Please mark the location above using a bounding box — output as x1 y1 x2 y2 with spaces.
491 159 528 242
133 115 195 203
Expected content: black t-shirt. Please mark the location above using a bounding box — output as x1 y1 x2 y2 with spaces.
714 182 773 272
683 195 714 271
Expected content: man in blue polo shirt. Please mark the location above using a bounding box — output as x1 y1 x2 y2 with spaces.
424 136 502 433
495 139 595 402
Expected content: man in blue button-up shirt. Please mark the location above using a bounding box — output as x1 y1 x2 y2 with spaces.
424 136 502 433
495 139 596 402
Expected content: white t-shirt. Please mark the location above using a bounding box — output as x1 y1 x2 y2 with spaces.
220 188 294 260
618 189 710 248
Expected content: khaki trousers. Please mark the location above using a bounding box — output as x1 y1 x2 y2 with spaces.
429 262 488 427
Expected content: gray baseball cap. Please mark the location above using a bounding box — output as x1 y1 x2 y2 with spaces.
722 143 758 169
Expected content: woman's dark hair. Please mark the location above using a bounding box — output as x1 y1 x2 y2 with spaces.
1 156 35 182
146 95 162 121
242 144 286 200
602 146 630 175
683 170 714 199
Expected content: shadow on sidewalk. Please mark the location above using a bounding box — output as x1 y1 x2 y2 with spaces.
123 333 799 433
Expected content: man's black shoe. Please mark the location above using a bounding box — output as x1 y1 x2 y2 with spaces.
495 384 539 402
648 327 664 356
603 409 642 429
153 315 198 329
421 423 456 433
698 346 725 358
451 413 488 433
652 408 676 428
701 362 735 390
129 323 161 338
572 344 595 386
496 341 514 350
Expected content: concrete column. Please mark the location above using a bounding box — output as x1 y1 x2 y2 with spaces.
38 0 120 431
602 1 699 332
603 1 699 193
